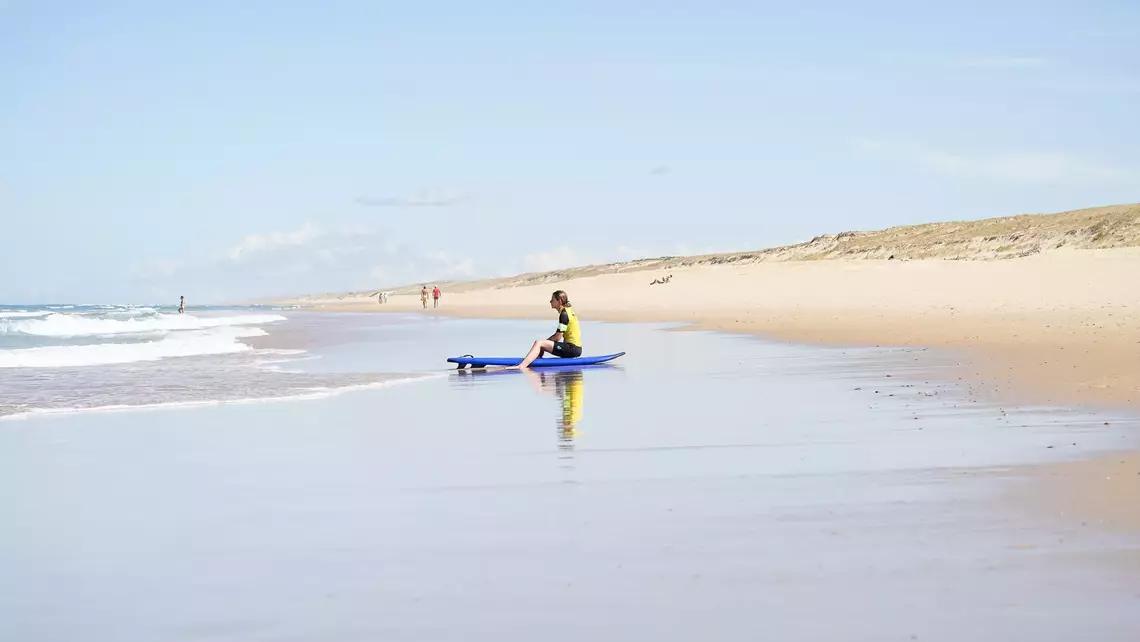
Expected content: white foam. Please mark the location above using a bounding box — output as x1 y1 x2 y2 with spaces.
105 307 158 317
0 327 270 368
1 312 286 338
0 311 51 319
0 373 437 421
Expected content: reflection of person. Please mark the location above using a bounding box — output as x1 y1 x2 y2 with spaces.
524 369 584 447
553 370 583 443
513 290 582 369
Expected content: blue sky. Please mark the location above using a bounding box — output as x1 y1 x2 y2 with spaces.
1 0 1137 303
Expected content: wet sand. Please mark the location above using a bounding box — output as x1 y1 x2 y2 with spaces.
2 318 1139 641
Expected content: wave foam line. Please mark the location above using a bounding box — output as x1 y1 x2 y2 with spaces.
0 373 440 421
1 312 286 338
0 327 269 368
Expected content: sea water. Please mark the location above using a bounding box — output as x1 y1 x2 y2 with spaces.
0 305 419 419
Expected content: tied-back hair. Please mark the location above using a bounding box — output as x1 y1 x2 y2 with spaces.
552 290 571 307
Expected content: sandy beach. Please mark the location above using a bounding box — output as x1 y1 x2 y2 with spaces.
286 247 1140 411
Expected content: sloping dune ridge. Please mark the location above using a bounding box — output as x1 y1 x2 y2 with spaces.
287 202 1140 299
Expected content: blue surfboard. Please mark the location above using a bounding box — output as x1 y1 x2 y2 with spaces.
447 352 625 368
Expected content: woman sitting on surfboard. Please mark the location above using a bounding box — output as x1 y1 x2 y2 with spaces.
514 290 582 369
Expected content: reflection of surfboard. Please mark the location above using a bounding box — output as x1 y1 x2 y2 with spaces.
454 362 617 377
447 352 625 369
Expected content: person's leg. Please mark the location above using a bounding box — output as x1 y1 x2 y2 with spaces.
515 339 555 369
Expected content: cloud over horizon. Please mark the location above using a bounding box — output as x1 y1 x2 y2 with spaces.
131 222 494 301
854 139 1138 186
227 224 324 260
354 189 470 208
951 56 1047 70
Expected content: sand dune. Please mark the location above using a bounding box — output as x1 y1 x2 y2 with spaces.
289 202 1140 301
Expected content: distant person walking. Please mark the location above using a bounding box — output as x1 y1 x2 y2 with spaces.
432 285 441 308
420 286 429 309
178 296 185 314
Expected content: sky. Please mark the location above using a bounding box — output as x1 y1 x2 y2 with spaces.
1 0 1137 303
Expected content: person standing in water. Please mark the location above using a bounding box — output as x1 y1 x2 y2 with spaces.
513 290 582 369
432 285 441 308
178 296 185 314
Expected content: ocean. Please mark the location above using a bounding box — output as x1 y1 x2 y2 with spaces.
2 308 1139 640
0 304 412 419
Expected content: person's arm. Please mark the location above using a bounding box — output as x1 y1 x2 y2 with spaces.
548 309 568 342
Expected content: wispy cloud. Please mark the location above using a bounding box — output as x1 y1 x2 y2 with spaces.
851 138 888 153
130 221 487 300
523 246 591 273
920 150 1134 184
422 250 475 278
131 258 183 279
855 139 1138 185
649 165 672 176
228 224 324 260
354 189 469 208
1038 77 1140 95
1074 28 1140 40
951 56 1047 70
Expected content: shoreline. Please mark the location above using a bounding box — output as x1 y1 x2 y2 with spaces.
284 249 1140 413
307 302 1140 411
278 251 1140 533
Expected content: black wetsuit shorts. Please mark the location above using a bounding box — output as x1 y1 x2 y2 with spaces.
552 342 582 358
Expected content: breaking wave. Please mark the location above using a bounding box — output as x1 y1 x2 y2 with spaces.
0 326 269 368
1 312 286 338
